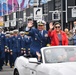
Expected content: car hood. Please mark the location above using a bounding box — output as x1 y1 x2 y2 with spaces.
37 62 76 75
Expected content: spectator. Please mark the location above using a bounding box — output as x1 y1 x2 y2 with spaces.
72 29 76 45
64 28 73 45
64 28 69 38
48 22 68 46
73 20 76 33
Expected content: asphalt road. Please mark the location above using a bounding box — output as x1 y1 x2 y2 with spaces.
0 65 14 75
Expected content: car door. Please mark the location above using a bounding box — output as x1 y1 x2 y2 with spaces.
30 69 36 75
26 63 38 75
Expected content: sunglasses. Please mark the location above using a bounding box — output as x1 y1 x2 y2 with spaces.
55 26 60 28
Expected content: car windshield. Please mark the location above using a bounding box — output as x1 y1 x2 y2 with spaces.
44 47 76 63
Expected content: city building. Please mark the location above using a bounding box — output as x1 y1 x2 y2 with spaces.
2 0 76 31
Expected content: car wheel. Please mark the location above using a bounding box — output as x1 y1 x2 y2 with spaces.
14 69 19 75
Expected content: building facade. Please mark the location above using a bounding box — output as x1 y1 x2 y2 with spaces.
3 0 76 31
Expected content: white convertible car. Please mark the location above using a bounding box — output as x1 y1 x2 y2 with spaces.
13 46 76 75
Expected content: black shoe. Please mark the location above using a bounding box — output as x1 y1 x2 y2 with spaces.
10 66 12 68
10 66 14 68
5 63 7 66
0 69 2 71
0 67 3 71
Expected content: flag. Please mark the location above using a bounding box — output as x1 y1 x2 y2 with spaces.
23 0 29 9
29 0 34 6
0 1 3 16
13 0 18 11
41 0 47 4
0 0 6 16
3 3 7 15
20 0 25 10
17 0 24 11
17 0 23 6
8 0 12 14
2 0 7 15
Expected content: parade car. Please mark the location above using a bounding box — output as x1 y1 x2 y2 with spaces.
13 46 76 75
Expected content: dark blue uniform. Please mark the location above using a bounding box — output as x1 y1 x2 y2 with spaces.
25 36 32 54
25 28 49 57
0 33 5 70
8 37 14 68
11 35 22 62
20 35 32 55
5 37 10 65
21 36 26 49
20 36 26 55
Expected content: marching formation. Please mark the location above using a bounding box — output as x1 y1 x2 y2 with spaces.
0 19 76 71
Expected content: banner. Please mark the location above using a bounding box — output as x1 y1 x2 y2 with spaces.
2 0 7 15
21 0 25 10
41 0 47 4
23 0 29 9
17 0 24 11
8 0 12 14
13 0 18 11
29 0 34 6
0 1 3 16
17 0 23 6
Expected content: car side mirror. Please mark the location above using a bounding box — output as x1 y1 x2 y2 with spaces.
28 58 41 64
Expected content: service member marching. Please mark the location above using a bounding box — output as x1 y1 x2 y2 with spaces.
5 33 10 66
9 31 14 68
0 27 6 71
11 30 22 63
20 31 26 56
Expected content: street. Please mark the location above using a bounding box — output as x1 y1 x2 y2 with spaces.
0 65 13 75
